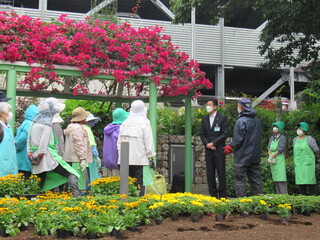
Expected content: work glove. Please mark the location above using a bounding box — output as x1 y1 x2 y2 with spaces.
80 160 87 172
28 153 43 165
91 146 99 159
95 157 101 168
267 157 277 164
223 145 233 154
149 157 156 169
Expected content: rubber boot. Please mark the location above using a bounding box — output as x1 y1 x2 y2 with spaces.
68 174 81 197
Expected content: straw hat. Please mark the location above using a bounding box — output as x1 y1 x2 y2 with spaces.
71 107 90 122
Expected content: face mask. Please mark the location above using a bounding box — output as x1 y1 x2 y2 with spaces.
297 129 304 136
6 112 13 122
87 121 95 127
272 127 279 133
206 106 213 113
237 107 242 114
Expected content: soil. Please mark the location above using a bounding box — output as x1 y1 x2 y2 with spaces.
5 213 320 240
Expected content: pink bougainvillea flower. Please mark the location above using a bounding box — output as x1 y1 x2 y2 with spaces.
0 11 212 96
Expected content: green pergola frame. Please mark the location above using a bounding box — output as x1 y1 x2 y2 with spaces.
0 61 193 192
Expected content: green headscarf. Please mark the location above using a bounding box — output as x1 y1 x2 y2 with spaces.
272 121 285 133
296 122 309 133
112 108 128 124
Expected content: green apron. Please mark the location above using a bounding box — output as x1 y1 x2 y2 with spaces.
293 137 316 184
70 162 87 191
269 138 287 181
29 129 80 191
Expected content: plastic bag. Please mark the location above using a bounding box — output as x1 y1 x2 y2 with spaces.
146 174 168 195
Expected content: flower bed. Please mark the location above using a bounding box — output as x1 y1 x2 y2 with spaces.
0 176 320 237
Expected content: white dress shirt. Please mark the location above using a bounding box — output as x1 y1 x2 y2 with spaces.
209 111 217 128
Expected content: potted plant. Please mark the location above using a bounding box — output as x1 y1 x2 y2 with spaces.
165 200 185 221
276 203 292 222
149 202 165 224
187 200 205 222
238 198 254 217
212 199 231 221
254 200 270 220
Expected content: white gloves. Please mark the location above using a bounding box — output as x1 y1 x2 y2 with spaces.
267 157 276 164
96 157 101 168
80 160 87 171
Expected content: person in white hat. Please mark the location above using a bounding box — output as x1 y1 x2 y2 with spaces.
117 100 156 196
52 113 65 157
28 97 81 196
83 113 101 184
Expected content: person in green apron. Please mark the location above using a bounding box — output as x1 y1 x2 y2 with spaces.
267 121 288 194
28 98 81 196
83 113 101 185
64 107 93 191
293 122 319 195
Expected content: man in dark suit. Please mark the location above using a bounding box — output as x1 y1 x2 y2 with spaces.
200 99 229 198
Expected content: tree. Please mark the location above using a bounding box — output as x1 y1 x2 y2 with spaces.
170 0 320 69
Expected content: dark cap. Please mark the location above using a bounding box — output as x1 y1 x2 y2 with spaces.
238 98 252 111
0 91 11 102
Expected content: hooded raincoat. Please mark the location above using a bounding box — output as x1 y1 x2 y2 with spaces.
231 109 261 164
103 124 121 169
103 108 128 169
0 121 18 177
15 105 39 172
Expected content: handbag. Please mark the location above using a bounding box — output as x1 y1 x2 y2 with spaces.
146 174 168 195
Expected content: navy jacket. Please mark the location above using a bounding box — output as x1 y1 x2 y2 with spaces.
231 109 261 164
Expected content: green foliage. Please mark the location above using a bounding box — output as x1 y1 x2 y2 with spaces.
170 0 320 68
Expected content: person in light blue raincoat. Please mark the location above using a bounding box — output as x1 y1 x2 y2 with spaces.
0 102 18 177
15 105 39 179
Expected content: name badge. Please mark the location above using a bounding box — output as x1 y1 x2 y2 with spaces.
214 124 220 132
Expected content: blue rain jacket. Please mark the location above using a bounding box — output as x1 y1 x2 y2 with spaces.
0 123 18 176
15 105 39 172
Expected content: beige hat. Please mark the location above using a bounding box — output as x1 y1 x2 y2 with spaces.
71 107 90 122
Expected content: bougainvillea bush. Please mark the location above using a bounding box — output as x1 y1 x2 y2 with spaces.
0 11 212 96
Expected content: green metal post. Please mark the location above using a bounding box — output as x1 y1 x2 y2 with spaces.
7 68 17 131
148 82 157 155
184 94 192 192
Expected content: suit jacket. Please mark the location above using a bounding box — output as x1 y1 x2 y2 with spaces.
200 112 229 151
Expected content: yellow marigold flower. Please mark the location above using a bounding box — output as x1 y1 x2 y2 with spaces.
86 196 94 199
260 200 267 205
120 194 127 199
108 205 118 209
50 211 57 215
109 199 118 203
39 207 47 210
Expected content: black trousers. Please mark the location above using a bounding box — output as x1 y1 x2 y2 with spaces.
298 184 318 196
19 170 32 180
129 165 145 197
205 147 226 198
234 162 263 197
